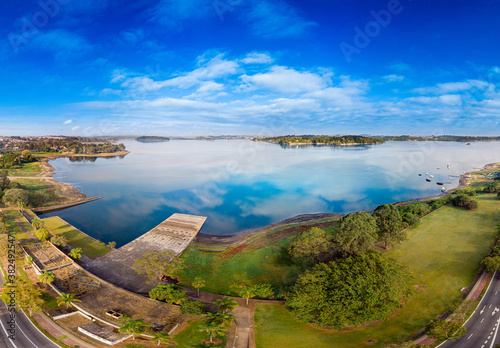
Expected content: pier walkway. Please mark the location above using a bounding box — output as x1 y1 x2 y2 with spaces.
85 213 206 293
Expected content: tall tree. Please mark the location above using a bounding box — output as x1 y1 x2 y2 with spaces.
288 227 330 265
133 250 184 282
374 204 405 248
12 278 44 316
199 320 227 343
334 212 378 255
0 169 10 191
192 277 206 297
56 292 81 310
286 251 413 329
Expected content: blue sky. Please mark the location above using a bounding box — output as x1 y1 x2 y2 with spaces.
0 0 499 136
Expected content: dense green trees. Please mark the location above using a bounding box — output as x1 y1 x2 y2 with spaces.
2 188 29 207
286 251 412 329
149 284 188 305
373 204 405 248
452 194 478 210
334 212 378 255
258 135 384 146
288 227 330 265
426 319 466 341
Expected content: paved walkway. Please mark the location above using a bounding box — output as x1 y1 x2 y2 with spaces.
32 312 96 348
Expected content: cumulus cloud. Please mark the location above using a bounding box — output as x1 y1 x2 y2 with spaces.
72 125 81 131
240 66 329 93
241 52 274 65
63 119 73 125
383 74 404 82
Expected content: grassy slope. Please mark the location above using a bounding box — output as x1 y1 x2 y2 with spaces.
176 238 303 295
254 195 500 348
42 216 110 258
5 161 45 176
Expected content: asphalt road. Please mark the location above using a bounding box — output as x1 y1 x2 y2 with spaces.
0 274 58 348
442 271 500 348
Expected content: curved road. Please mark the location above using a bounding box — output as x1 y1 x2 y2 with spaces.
0 275 58 348
441 271 500 348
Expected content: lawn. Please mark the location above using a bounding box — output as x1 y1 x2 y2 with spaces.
4 161 45 177
172 319 228 347
0 209 30 240
254 195 500 348
175 237 303 296
42 216 110 258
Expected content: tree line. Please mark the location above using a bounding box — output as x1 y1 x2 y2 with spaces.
255 135 385 145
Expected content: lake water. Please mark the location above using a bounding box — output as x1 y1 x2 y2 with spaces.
43 140 500 247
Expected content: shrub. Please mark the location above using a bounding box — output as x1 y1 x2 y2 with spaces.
181 300 206 316
2 188 29 207
35 228 51 241
482 256 500 273
50 235 69 247
452 194 478 210
402 212 420 227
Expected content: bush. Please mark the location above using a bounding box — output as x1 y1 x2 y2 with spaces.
2 188 29 207
452 194 478 210
482 256 500 273
455 188 476 196
180 300 206 316
50 235 69 247
484 182 500 193
9 182 22 189
402 212 420 227
35 228 51 241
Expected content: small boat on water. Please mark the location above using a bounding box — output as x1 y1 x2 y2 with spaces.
418 174 422 176
426 178 431 182
441 187 446 192
429 175 434 178
436 182 444 185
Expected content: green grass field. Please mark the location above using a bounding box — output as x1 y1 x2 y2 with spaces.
5 161 44 177
254 195 500 348
175 237 303 296
42 216 110 258
0 209 30 240
172 319 228 347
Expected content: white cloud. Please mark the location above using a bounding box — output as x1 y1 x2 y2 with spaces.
63 119 73 125
241 66 329 93
413 80 490 94
72 125 81 131
383 74 404 82
405 94 462 105
241 52 274 65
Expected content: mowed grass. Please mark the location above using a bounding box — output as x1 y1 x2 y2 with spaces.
172 319 227 347
0 209 30 240
176 238 303 295
254 195 500 348
42 216 110 258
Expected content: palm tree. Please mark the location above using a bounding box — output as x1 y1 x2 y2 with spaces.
56 292 81 310
192 277 206 297
199 320 227 343
205 312 234 327
150 332 172 346
31 218 43 230
39 271 55 289
118 316 150 340
171 290 188 305
214 297 238 314
68 247 82 260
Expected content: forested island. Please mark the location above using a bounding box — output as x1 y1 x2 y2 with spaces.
135 136 170 143
377 135 500 142
0 136 126 155
255 135 385 146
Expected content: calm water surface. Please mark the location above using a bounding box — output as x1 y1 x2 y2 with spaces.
43 140 500 246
